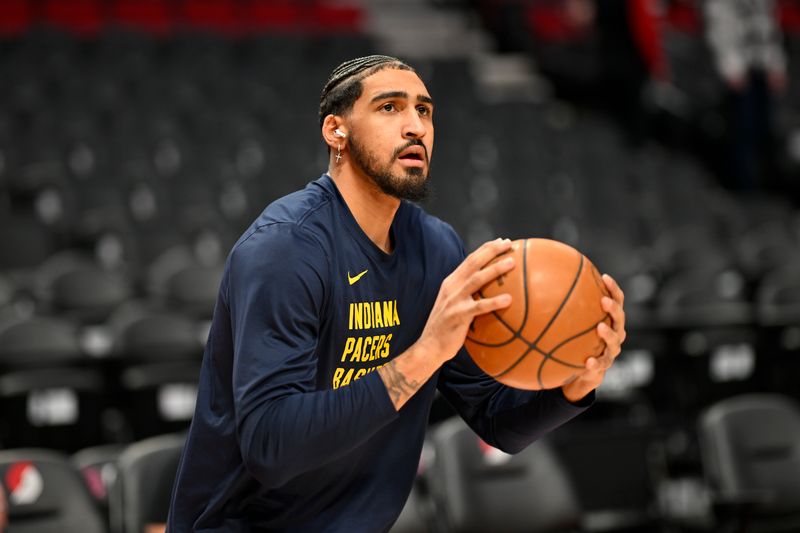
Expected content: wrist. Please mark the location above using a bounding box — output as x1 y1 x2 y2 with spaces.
408 338 446 374
561 381 593 404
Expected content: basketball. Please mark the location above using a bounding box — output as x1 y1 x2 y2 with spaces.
465 238 612 390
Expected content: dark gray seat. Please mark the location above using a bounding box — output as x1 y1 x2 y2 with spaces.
0 448 107 533
698 394 800 532
0 316 106 451
426 416 581 533
109 433 185 533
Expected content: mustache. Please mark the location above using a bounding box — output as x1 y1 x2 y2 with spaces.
392 139 428 162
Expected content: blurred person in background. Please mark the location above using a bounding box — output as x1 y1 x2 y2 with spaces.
705 0 789 191
524 0 669 144
595 0 670 144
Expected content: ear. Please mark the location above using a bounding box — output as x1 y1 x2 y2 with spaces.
322 115 346 149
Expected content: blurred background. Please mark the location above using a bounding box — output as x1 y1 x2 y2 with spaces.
1 0 800 532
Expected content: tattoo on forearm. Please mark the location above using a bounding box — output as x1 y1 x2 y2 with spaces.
378 361 420 409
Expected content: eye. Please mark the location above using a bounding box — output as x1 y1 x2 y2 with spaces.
381 103 395 112
417 105 431 116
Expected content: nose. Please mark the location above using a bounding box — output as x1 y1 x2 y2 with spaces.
402 108 427 139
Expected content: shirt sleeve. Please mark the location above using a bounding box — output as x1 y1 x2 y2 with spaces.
227 222 397 489
437 349 593 454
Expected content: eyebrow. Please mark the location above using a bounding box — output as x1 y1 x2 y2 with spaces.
370 91 434 106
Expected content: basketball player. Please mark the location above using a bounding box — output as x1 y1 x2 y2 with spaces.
167 55 626 532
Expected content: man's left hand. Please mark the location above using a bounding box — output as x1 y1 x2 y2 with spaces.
561 274 626 403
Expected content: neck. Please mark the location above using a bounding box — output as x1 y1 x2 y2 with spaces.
329 163 400 254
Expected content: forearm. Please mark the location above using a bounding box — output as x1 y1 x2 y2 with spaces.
238 371 397 489
377 340 443 411
486 388 593 453
438 353 593 455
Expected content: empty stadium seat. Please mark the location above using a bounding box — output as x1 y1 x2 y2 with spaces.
109 305 202 438
72 443 127 524
0 448 107 533
698 394 800 532
550 400 664 532
0 316 108 450
426 416 581 533
109 433 185 533
33 251 131 323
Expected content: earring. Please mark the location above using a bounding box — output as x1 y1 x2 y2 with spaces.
336 144 342 163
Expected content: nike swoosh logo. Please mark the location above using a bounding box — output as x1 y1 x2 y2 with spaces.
348 269 368 285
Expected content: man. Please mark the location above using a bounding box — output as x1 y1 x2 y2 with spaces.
167 55 626 532
704 0 788 191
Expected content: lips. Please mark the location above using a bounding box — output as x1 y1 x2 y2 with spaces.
397 145 427 162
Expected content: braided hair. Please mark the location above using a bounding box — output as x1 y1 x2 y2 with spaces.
319 55 415 127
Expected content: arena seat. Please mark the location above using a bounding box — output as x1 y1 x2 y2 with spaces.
754 262 800 401
550 400 664 532
163 263 223 319
426 416 581 533
698 394 800 532
0 316 107 450
110 305 202 438
0 448 108 533
109 433 185 533
72 443 127 522
0 214 55 273
34 251 132 324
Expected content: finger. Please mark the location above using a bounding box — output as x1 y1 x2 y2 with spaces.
470 293 512 316
602 274 625 305
593 352 615 371
463 256 515 295
597 322 622 358
583 356 610 373
602 296 626 336
462 238 513 274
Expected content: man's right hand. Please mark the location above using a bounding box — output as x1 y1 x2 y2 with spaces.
416 238 515 366
378 238 515 411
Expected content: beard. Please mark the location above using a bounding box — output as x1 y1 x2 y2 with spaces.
347 132 431 202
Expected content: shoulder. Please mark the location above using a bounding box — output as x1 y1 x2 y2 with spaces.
252 177 335 239
401 202 465 262
233 178 334 265
227 180 334 288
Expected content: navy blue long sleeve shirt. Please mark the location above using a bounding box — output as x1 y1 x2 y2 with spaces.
166 174 591 532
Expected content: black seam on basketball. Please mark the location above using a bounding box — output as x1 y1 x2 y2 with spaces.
491 312 609 381
465 239 531 347
490 250 584 381
545 314 610 362
531 345 587 369
537 354 546 389
530 254 584 346
490 344 535 379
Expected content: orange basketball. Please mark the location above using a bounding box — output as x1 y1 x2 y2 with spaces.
465 238 612 390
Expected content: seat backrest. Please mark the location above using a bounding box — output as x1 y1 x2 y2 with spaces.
72 444 127 513
0 316 83 369
699 394 800 517
0 317 107 451
0 448 107 533
427 417 580 533
110 433 185 533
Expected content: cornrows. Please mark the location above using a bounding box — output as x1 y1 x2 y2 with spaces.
318 55 415 126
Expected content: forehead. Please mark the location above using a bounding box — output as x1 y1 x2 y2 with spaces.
357 68 431 103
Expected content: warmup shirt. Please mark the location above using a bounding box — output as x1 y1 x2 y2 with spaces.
167 174 592 532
